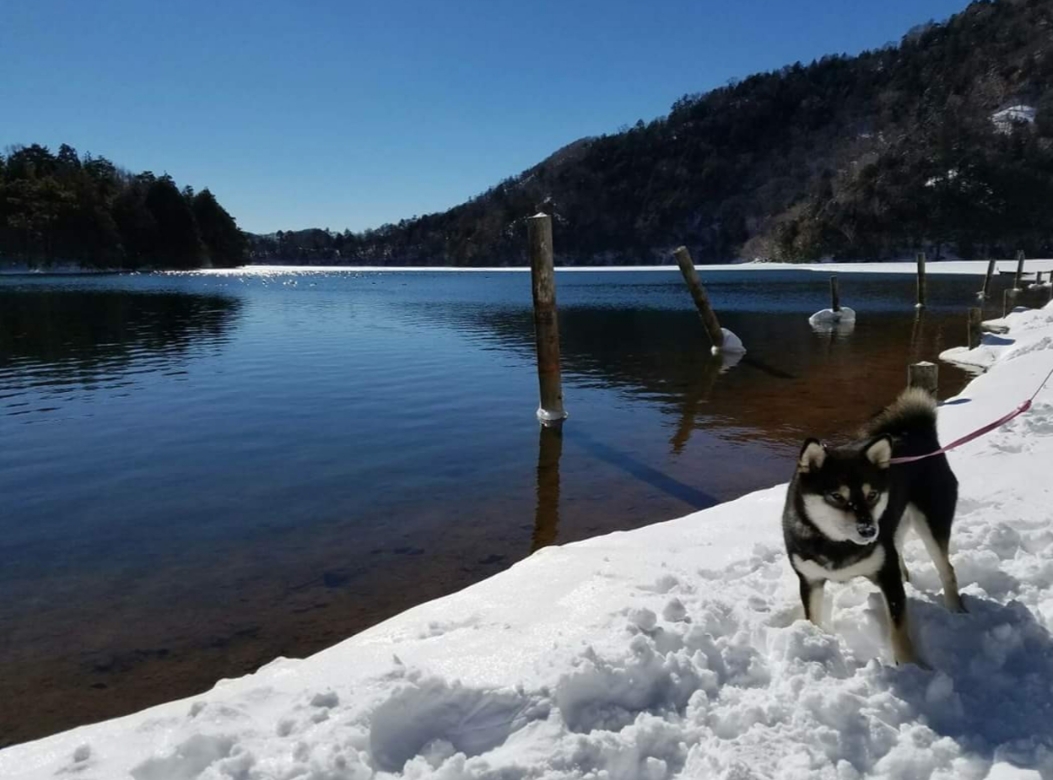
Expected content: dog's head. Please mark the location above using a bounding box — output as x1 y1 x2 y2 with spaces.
795 436 891 545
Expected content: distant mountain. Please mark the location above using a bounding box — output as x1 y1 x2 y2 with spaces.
250 0 1053 266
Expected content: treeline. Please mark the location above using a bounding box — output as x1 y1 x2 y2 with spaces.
249 0 1053 266
0 144 246 269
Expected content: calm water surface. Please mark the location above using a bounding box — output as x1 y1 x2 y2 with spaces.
0 268 997 744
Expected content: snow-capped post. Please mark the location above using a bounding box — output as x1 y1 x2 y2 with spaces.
830 275 841 313
908 361 938 397
674 246 725 351
915 252 927 309
980 258 996 300
968 307 984 350
1014 250 1026 291
528 213 567 428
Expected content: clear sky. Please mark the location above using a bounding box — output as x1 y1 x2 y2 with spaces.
2 0 970 234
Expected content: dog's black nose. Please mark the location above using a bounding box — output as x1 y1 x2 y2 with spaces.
857 524 877 540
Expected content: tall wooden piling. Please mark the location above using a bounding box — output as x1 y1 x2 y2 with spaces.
1014 250 1026 291
967 307 984 350
916 252 927 309
528 213 567 427
674 247 725 350
980 258 996 299
830 275 841 313
908 361 938 396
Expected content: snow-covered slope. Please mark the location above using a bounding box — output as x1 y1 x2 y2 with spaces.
4 309 1053 780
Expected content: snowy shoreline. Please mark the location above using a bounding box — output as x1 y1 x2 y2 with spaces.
6 259 1053 277
186 259 1053 276
4 307 1053 778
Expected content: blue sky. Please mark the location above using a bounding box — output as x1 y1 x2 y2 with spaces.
2 0 969 234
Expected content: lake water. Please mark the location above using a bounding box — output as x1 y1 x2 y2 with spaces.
0 268 998 745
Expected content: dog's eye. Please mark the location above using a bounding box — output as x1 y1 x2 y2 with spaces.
866 490 879 503
825 491 845 504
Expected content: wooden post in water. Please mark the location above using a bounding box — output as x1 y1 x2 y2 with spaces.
1014 250 1026 291
967 307 984 350
674 246 725 351
830 275 841 313
915 252 927 309
527 213 567 427
908 361 938 397
1037 271 1045 285
980 258 996 300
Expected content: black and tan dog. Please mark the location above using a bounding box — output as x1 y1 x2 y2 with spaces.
782 388 965 665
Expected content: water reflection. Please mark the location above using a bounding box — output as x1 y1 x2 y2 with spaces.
671 351 743 454
404 302 974 446
531 425 562 552
0 289 241 407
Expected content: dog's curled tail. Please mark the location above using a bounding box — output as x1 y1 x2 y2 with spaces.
862 387 938 441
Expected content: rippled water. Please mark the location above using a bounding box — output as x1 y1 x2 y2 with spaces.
0 268 999 745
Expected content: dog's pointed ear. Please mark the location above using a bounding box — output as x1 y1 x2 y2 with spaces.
798 438 826 473
865 435 892 469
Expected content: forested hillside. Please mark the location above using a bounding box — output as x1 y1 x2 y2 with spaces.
251 0 1053 266
0 144 245 269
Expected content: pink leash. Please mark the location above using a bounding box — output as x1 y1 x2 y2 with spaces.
889 363 1053 464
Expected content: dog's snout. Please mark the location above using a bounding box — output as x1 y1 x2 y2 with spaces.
857 523 877 540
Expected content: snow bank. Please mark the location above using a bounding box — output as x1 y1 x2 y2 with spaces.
4 311 1053 779
940 306 1053 372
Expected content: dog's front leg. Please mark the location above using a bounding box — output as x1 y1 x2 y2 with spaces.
874 553 926 667
799 573 825 627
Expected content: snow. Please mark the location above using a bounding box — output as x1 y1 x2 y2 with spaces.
809 306 857 326
991 105 1037 134
714 327 745 356
5 310 1053 779
184 260 1053 276
940 306 1053 372
536 406 569 424
925 169 960 188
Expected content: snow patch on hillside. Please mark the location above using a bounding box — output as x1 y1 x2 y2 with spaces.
991 105 1036 134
